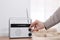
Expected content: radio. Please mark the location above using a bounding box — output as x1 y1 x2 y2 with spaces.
9 18 32 38
9 9 32 38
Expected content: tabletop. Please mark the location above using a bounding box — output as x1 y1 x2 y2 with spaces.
0 37 32 40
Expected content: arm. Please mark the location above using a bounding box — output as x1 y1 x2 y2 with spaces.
44 7 60 30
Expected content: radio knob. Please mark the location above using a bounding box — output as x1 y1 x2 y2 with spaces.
28 28 31 31
28 33 32 36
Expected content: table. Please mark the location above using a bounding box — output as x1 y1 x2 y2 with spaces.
0 37 32 40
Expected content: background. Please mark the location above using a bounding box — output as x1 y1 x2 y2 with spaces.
0 0 60 36
31 0 60 32
0 0 30 36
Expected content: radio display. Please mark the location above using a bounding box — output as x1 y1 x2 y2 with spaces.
11 24 30 27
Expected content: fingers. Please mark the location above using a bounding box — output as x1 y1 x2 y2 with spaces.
30 23 44 32
31 25 39 32
29 20 44 32
32 28 38 32
29 20 37 28
30 20 39 28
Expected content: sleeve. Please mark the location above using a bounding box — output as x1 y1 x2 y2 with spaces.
44 7 60 30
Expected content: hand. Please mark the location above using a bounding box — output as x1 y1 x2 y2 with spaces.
30 20 45 31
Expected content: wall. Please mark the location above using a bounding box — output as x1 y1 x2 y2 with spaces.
30 0 60 32
0 0 30 36
44 0 60 20
31 0 45 22
30 0 60 22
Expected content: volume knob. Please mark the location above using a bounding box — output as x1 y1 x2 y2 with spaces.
28 33 32 36
29 28 31 31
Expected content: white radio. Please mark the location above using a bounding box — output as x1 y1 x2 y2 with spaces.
9 18 32 38
9 9 32 38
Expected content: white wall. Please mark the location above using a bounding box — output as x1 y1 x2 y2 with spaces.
30 0 60 22
31 0 45 22
31 0 60 32
0 0 30 36
44 0 60 20
31 0 60 21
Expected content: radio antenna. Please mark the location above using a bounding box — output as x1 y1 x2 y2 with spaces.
26 8 29 19
26 8 32 24
26 8 29 24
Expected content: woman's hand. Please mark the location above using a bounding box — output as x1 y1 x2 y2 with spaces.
30 20 45 31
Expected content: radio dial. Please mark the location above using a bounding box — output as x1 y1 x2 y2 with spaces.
28 28 31 31
28 33 32 36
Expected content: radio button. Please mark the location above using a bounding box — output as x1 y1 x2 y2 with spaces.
28 33 32 36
